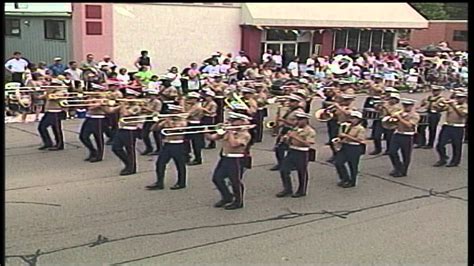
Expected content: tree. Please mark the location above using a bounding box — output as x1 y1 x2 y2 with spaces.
444 3 468 20
410 3 449 20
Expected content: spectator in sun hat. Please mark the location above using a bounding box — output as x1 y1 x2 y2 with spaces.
48 57 66 77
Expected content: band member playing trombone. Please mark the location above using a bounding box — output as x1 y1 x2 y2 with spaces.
276 112 315 198
388 99 420 178
334 111 366 188
79 96 108 162
370 93 402 155
201 90 218 149
206 112 253 210
209 74 226 124
146 104 188 190
327 94 356 163
240 87 258 144
270 94 305 171
108 90 143 175
141 90 162 155
184 92 205 165
433 92 468 167
105 82 123 145
414 85 444 149
37 84 66 151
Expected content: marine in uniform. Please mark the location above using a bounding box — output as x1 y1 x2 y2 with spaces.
206 112 252 210
270 94 305 171
327 94 356 163
105 82 123 145
414 85 444 149
79 97 108 162
334 111 366 188
276 112 315 198
253 80 269 143
184 92 205 165
146 104 188 190
141 90 163 155
108 91 142 176
370 93 402 155
209 74 227 124
433 92 468 167
37 85 66 151
388 99 420 177
240 87 258 145
201 90 218 149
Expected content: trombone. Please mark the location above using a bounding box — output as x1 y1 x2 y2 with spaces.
224 92 249 110
48 92 86 100
59 99 118 108
119 112 189 124
161 123 256 136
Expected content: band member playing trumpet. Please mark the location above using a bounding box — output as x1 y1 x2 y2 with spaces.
433 92 468 167
16 89 32 123
370 93 402 155
388 99 420 178
105 82 124 145
37 84 66 151
414 85 444 149
79 96 108 162
240 87 258 144
254 82 269 143
184 92 205 165
146 105 188 190
327 94 356 163
108 91 143 175
276 112 315 198
334 111 366 188
201 90 218 149
141 90 162 155
206 112 252 210
270 94 305 171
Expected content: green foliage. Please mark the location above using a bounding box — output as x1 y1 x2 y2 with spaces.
411 3 449 20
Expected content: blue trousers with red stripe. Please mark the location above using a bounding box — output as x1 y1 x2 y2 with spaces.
112 129 137 172
79 117 105 160
212 156 245 204
388 133 414 175
38 111 64 148
279 149 309 194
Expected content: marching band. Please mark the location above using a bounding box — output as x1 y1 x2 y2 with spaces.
4 55 468 211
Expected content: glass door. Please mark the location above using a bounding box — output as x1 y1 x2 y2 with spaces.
282 43 296 67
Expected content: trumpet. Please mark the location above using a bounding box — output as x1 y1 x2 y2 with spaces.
161 123 256 136
115 98 148 103
381 110 406 130
59 99 117 108
432 99 453 112
314 105 337 122
265 121 278 129
119 112 189 124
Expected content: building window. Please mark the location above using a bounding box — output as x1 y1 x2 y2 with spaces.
382 31 395 52
5 18 21 37
453 30 467 42
86 22 102 35
371 30 383 53
347 29 359 52
359 30 371 52
334 30 347 50
44 20 66 40
266 29 297 41
85 5 102 19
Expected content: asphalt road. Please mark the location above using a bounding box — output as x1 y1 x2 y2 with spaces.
5 91 468 265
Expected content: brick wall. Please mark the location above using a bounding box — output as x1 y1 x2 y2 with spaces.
409 21 467 51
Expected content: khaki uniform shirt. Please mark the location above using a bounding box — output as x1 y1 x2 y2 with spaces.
336 105 353 123
423 95 444 112
45 92 65 112
186 102 204 123
341 124 366 145
202 100 217 117
222 130 251 155
396 112 420 133
445 103 468 125
118 104 142 129
161 117 187 142
289 125 316 148
382 102 402 117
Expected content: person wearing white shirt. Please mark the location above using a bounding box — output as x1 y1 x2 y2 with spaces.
305 54 316 75
287 57 300 77
262 49 272 63
64 61 83 81
202 61 221 76
117 68 130 85
413 50 424 67
235 51 250 64
272 51 283 67
98 55 116 69
5 51 29 85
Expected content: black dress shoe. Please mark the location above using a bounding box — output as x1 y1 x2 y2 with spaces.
291 192 306 198
120 169 136 176
214 198 233 208
369 150 381 155
224 202 243 210
38 145 52 150
414 145 423 149
141 150 152 156
422 145 433 149
341 182 356 188
382 151 390 156
433 160 447 167
48 147 64 151
145 183 164 190
326 157 335 163
337 181 348 187
170 184 186 190
392 172 406 178
389 170 400 177
446 163 458 168
187 160 202 166
269 165 280 171
89 158 102 163
276 190 293 198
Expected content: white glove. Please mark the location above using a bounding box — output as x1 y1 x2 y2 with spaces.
216 128 226 135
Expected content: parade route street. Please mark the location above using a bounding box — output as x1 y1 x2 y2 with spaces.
5 91 467 265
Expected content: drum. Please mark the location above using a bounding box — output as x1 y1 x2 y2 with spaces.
417 111 429 126
362 108 380 120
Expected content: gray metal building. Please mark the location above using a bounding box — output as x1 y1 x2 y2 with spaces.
5 3 73 65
